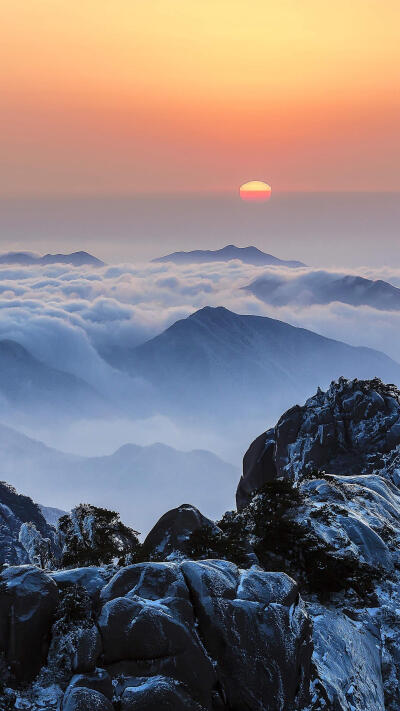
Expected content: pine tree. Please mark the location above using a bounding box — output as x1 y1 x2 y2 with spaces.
58 504 141 567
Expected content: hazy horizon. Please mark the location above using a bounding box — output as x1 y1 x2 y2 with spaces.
1 191 400 269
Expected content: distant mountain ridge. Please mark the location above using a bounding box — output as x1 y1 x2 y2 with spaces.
112 306 400 422
0 339 109 420
246 270 400 311
0 250 104 266
0 422 238 533
153 244 305 267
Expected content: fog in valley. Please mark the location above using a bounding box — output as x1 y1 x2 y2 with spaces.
1 192 400 531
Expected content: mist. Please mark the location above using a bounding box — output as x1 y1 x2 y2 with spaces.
2 202 400 526
1 192 400 267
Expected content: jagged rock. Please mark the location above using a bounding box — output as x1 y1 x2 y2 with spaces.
239 430 276 509
238 377 400 507
143 504 220 559
7 377 400 709
0 565 58 680
235 377 400 710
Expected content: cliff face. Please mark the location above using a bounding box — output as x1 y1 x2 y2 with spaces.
237 377 400 710
238 376 400 507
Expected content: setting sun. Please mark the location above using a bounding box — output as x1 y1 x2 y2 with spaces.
239 181 271 202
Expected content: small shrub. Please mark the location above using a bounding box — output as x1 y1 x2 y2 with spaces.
185 524 221 560
53 584 93 633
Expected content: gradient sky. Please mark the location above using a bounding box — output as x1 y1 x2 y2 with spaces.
1 1 400 195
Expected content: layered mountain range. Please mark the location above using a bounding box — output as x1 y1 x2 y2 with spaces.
0 340 108 421
109 306 400 421
0 423 238 532
4 301 400 438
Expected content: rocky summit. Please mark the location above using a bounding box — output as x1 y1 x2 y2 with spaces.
1 377 400 710
236 377 400 710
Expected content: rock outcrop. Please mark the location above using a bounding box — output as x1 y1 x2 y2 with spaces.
0 561 312 710
237 377 400 710
143 504 220 558
3 377 400 710
0 481 57 566
238 377 400 507
0 565 59 680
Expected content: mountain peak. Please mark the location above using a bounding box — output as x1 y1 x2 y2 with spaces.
153 245 305 267
188 305 233 320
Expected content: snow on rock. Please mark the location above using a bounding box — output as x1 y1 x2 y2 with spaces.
309 604 385 711
19 522 54 569
0 481 56 566
238 377 400 711
142 503 220 559
119 675 207 710
0 560 313 710
181 560 312 711
238 377 400 502
62 686 113 711
50 566 111 599
0 565 58 681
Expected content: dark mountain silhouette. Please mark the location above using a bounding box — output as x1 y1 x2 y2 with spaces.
112 306 400 421
246 271 400 310
0 250 104 266
153 244 305 267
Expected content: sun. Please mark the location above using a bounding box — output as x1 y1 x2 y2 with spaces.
239 181 271 202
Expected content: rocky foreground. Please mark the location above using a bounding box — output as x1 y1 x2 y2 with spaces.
1 377 400 710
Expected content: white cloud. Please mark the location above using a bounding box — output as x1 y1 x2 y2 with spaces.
1 258 400 382
1 256 400 463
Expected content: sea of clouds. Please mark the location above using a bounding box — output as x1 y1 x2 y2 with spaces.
1 258 400 360
1 256 400 458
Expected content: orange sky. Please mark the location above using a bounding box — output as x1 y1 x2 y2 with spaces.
1 0 400 195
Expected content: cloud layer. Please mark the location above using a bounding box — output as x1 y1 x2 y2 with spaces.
1 256 400 463
1 259 400 364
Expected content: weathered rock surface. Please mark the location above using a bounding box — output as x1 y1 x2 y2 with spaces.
238 377 400 507
0 560 312 710
143 504 219 558
3 377 400 710
0 565 58 680
50 566 111 599
62 686 114 711
237 377 400 711
309 604 385 711
119 675 207 710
